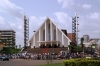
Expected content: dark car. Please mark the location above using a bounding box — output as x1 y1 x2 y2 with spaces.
0 56 9 61
57 55 65 59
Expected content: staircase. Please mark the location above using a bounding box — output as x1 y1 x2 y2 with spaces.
27 48 68 53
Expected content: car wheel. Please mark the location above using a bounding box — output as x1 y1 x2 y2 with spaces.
1 59 3 61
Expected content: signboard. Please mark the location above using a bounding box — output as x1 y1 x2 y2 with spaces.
92 46 95 48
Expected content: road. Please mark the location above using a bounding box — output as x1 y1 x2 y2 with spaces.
0 59 63 66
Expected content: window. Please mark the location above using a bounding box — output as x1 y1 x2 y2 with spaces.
43 29 45 41
54 29 56 41
48 23 50 41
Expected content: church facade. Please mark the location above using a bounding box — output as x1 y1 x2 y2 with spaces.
29 18 71 49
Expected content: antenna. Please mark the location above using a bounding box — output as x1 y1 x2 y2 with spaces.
72 11 79 53
23 14 29 49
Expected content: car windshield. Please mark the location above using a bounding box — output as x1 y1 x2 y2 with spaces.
2 56 7 57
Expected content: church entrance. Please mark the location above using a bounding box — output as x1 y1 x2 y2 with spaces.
39 41 60 48
46 44 51 48
40 44 45 48
52 44 57 48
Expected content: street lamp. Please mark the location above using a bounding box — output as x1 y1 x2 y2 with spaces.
33 31 36 48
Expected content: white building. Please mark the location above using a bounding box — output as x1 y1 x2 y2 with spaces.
83 35 90 43
29 18 71 49
83 38 100 48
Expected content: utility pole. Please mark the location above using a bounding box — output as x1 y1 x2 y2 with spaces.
23 14 29 50
75 12 79 54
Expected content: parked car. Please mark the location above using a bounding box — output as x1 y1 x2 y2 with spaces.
0 56 9 61
57 55 65 59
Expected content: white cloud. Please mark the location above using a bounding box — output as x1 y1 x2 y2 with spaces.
57 0 92 10
89 12 100 19
0 0 47 47
54 11 100 39
54 12 71 23
0 0 24 47
0 16 5 24
54 12 72 32
0 16 24 46
0 0 99 47
29 16 46 38
0 0 23 18
58 0 74 8
82 4 91 9
78 12 100 38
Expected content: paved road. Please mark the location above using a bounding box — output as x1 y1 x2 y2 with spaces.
0 59 63 66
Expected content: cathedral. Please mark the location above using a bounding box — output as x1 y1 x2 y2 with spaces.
29 18 71 50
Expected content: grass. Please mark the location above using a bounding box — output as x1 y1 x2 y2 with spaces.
40 63 62 66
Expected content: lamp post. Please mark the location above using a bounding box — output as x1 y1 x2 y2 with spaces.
33 31 36 48
91 43 96 57
75 12 79 54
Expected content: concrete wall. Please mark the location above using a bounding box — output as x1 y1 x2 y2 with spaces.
64 36 68 47
41 24 45 41
52 22 56 40
58 29 63 47
46 19 50 41
35 31 39 48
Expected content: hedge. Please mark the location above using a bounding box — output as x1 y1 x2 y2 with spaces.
63 59 100 66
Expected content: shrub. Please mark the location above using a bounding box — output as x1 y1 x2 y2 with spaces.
63 59 100 66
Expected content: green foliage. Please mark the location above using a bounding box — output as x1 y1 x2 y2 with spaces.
63 59 100 66
80 37 84 44
0 47 21 54
69 44 82 52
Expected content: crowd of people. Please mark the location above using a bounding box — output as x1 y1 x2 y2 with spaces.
1 51 96 60
0 52 84 60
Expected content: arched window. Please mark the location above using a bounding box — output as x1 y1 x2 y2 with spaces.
54 29 56 41
48 23 50 41
43 29 45 41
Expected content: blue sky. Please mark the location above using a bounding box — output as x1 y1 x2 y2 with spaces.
0 0 100 47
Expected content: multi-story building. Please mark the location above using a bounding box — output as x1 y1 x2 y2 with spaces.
0 30 16 47
83 35 90 43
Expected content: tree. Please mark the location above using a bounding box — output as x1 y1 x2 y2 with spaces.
19 45 21 48
15 45 17 49
0 47 21 54
80 37 84 52
69 42 77 53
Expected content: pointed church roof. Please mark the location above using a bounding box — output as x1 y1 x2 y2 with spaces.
29 17 71 42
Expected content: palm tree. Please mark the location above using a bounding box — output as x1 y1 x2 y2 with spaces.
15 45 17 49
19 45 21 48
80 37 84 52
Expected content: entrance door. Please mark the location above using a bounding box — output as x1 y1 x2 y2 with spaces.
41 44 45 48
52 44 57 48
47 44 51 48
